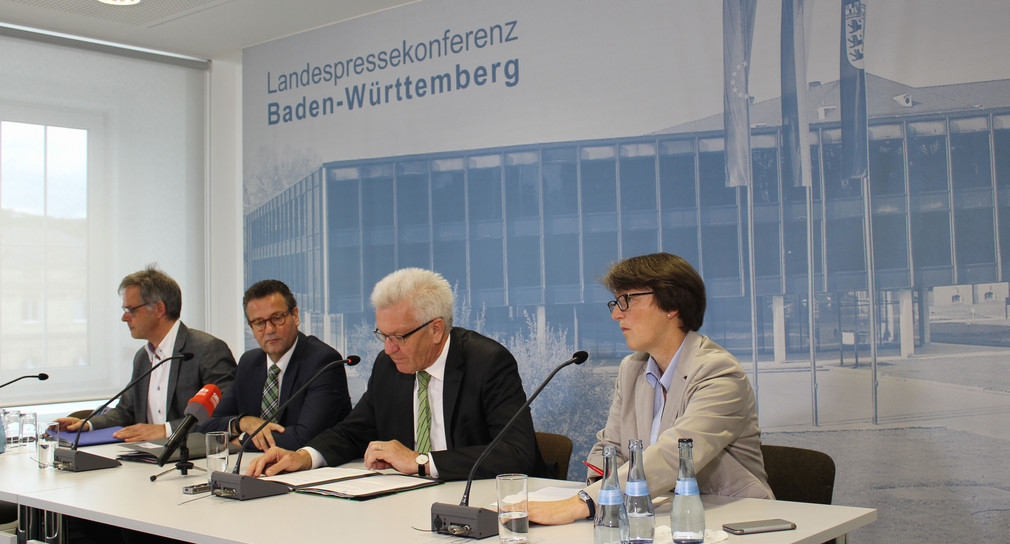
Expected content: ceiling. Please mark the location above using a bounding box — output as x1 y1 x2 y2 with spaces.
0 0 416 59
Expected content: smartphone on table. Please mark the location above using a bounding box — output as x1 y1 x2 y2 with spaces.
722 518 796 535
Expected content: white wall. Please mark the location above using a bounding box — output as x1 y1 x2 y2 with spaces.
206 51 245 356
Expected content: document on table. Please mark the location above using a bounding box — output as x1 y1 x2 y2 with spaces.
260 466 376 487
294 473 441 500
259 466 440 499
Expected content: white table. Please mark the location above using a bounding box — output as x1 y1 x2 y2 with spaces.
2 443 875 544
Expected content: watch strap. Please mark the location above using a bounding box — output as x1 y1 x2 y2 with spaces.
578 490 595 519
229 414 247 439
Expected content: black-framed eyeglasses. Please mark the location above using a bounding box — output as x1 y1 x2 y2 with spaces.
122 302 151 316
249 311 291 332
373 318 435 346
607 292 654 312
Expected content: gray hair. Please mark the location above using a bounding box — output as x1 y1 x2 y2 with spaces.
119 264 182 320
370 268 454 328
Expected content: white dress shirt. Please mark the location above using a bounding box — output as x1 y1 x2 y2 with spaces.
304 335 452 476
146 320 181 434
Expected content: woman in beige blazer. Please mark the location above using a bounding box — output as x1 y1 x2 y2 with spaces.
531 252 773 525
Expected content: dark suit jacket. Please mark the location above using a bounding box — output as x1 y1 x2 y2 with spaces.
198 333 352 450
89 322 237 430
307 327 545 481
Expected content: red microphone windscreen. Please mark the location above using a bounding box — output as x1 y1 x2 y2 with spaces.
184 384 222 422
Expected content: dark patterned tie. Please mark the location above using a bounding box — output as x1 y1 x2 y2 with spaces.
415 371 431 453
261 363 281 420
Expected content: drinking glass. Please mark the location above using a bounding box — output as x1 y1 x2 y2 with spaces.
205 431 230 474
3 409 22 451
20 412 38 449
496 473 529 544
37 422 60 468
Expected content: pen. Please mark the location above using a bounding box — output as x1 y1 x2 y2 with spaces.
583 461 604 476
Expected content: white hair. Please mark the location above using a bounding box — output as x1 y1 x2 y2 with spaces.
370 268 454 327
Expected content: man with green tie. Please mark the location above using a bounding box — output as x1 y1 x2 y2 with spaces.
246 267 545 480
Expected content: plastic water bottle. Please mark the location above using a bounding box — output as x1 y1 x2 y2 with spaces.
670 438 705 543
594 445 628 544
624 439 654 544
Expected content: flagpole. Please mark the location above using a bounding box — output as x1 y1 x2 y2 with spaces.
723 0 758 403
862 173 879 425
807 180 818 426
747 185 759 408
841 0 878 424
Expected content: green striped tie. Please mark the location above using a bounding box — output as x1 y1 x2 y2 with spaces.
415 371 431 454
261 363 281 420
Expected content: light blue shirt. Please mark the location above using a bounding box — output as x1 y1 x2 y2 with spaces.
644 342 685 445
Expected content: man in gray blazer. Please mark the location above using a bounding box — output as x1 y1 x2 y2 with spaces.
56 265 236 442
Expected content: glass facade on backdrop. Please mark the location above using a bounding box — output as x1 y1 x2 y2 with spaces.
246 77 1010 361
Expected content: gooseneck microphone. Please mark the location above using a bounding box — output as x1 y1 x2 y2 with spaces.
156 384 223 466
0 373 49 389
431 350 589 539
210 355 360 500
54 352 195 472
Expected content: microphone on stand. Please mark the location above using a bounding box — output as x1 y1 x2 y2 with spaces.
156 384 223 466
54 352 195 472
431 350 589 539
210 355 360 501
0 373 49 389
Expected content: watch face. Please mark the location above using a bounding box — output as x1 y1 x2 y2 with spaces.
415 454 429 465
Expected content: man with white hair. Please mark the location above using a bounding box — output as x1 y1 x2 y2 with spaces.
247 267 544 480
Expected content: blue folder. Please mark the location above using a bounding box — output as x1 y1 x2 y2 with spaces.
52 426 124 447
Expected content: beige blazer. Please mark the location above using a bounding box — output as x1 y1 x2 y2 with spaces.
584 331 773 501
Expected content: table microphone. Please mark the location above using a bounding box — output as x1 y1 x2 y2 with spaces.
210 355 360 500
156 384 223 466
431 350 589 539
54 352 194 472
0 373 49 389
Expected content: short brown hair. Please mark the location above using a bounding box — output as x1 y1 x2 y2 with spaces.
601 252 706 332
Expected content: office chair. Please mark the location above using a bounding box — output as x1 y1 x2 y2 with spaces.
761 444 836 504
535 432 573 480
68 409 93 420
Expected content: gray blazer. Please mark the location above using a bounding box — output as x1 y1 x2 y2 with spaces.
584 331 773 500
88 322 236 430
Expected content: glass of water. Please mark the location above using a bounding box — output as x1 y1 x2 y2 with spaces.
496 473 529 544
205 431 230 474
3 409 22 451
37 422 60 468
20 412 38 449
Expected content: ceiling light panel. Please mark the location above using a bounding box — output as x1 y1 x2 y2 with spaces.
8 0 234 27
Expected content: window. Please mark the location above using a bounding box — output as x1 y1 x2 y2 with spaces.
2 34 209 407
1 121 88 378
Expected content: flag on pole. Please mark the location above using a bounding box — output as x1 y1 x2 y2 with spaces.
723 0 757 187
840 0 868 181
781 0 812 187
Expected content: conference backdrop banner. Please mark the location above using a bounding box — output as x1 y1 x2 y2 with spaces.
243 1 1010 540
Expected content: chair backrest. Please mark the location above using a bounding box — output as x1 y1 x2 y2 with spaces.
761 444 836 504
68 409 93 420
535 432 573 480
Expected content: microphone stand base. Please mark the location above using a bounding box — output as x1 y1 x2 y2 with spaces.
209 471 291 501
53 448 122 472
431 503 498 539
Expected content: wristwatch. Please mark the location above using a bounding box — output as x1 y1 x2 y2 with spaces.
229 415 247 440
577 490 596 519
415 453 429 477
